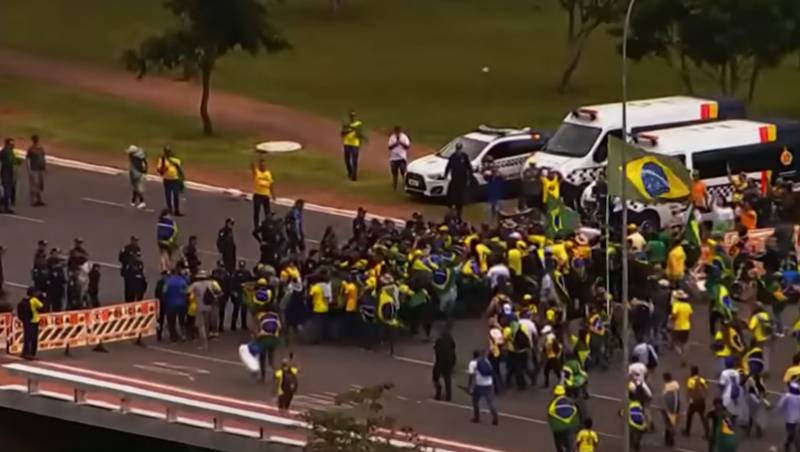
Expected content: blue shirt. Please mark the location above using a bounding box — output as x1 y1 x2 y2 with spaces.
778 393 800 424
163 275 188 310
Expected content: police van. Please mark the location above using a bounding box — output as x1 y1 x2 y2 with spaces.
525 96 746 203
404 125 548 198
591 119 800 229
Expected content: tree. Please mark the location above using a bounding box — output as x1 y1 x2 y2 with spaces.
302 383 424 452
618 0 800 102
123 0 290 135
556 0 626 93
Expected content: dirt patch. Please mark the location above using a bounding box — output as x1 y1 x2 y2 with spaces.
0 48 435 174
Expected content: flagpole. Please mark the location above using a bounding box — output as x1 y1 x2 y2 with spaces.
621 1 636 451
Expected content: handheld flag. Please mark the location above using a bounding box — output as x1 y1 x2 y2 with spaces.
608 137 692 204
683 206 701 250
545 197 579 239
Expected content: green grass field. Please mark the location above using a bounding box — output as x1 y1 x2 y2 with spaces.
2 0 799 149
0 76 408 206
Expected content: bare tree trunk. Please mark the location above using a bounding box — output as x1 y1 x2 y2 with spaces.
557 31 589 94
747 63 761 103
200 64 213 136
678 52 694 95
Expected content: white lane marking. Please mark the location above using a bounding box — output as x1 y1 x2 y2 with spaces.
133 364 196 381
393 355 435 366
197 249 258 263
5 281 27 289
4 214 44 224
152 361 211 375
81 197 156 213
150 345 242 365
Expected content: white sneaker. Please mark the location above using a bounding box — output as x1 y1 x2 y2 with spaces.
137 202 146 209
130 202 136 207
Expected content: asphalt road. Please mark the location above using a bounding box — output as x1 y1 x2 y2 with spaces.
0 164 797 452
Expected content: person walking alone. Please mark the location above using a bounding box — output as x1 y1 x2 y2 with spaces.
433 324 456 401
157 146 184 216
126 145 148 209
216 218 237 273
467 349 499 425
444 142 473 220
274 357 299 412
251 157 273 231
18 287 44 360
778 382 800 452
25 135 46 207
387 126 410 190
341 111 364 181
0 138 17 214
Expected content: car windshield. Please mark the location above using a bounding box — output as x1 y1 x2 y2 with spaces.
436 137 486 161
544 122 602 157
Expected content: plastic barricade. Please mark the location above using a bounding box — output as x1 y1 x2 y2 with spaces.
86 299 158 346
0 313 12 349
8 311 89 355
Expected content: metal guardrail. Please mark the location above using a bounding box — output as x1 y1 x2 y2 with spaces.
3 363 307 446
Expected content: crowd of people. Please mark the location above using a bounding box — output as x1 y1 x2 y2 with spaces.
9 128 800 451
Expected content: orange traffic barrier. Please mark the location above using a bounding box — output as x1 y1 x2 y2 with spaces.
0 313 12 349
86 299 158 346
8 310 89 355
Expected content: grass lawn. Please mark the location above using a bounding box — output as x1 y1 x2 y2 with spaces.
2 0 799 149
0 75 411 207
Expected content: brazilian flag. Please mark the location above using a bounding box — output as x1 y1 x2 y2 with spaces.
608 137 692 204
683 205 701 248
545 197 580 239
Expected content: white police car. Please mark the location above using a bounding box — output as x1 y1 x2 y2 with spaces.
404 125 548 198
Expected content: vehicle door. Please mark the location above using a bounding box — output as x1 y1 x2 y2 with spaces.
483 139 541 181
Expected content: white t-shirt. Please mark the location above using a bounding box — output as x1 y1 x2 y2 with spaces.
487 264 510 289
388 133 410 162
468 359 494 387
631 342 657 368
628 362 648 382
519 318 538 341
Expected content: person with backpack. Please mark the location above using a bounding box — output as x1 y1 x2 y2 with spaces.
467 349 499 425
189 270 223 350
747 303 774 374
503 317 532 391
274 356 298 411
18 287 44 359
684 365 710 439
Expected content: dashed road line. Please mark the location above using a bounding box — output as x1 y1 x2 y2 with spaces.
4 214 45 224
81 197 155 213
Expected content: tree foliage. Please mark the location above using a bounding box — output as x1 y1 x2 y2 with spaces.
122 0 290 135
556 0 627 93
617 0 800 101
301 383 424 452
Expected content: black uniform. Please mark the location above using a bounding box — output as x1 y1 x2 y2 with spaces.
123 259 148 302
230 266 253 330
216 226 237 272
183 243 201 275
32 248 48 293
118 243 141 276
212 264 232 333
433 330 457 401
45 256 65 312
443 150 472 219
87 267 101 307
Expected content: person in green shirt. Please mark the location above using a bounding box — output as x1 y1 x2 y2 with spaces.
645 231 667 266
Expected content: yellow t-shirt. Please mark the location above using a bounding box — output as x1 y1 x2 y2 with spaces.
342 282 358 313
541 176 560 203
666 245 686 280
280 265 301 283
671 301 693 331
748 312 770 343
476 243 491 273
784 365 800 384
309 284 329 314
30 296 44 323
253 168 273 197
576 429 599 452
508 249 523 276
159 156 181 180
343 120 362 147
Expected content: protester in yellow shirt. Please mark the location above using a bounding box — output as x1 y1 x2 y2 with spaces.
341 110 363 181
251 158 274 230
157 146 184 216
666 242 686 282
576 418 599 452
784 354 800 384
21 288 44 359
670 290 693 365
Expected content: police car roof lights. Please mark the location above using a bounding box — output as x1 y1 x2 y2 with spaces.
476 124 532 136
570 108 598 121
633 134 659 147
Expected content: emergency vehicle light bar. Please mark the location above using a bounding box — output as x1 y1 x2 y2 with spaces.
571 108 598 121
633 134 658 146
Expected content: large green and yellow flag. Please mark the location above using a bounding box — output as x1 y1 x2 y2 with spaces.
608 136 692 204
683 205 701 249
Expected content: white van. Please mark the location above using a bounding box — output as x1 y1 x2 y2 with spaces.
405 126 548 198
584 119 800 229
525 96 745 203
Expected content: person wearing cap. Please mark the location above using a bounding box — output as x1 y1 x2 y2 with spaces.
669 289 693 366
444 141 473 220
189 269 223 350
778 381 800 451
126 145 148 209
45 248 65 312
157 146 184 215
18 287 44 359
216 218 237 274
547 384 578 452
123 251 147 303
